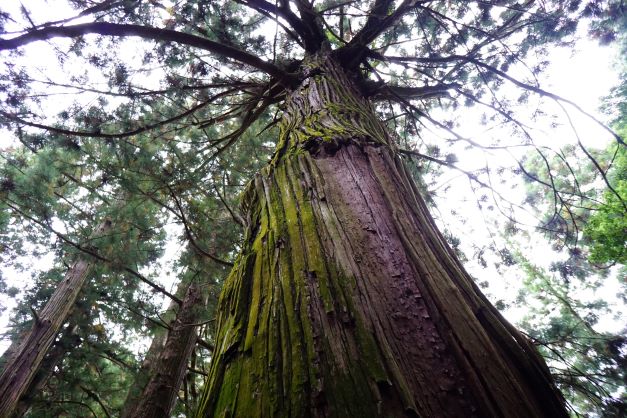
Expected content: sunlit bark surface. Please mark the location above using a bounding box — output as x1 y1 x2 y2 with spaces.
197 55 567 418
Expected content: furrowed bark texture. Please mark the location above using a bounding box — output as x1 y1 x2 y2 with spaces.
120 311 170 418
127 281 206 418
196 56 567 418
0 220 111 418
12 317 81 418
121 279 186 418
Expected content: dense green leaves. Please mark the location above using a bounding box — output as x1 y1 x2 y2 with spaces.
515 253 626 417
585 137 627 265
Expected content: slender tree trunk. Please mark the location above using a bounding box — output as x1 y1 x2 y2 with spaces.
126 281 206 418
196 55 567 417
120 300 174 417
12 317 81 418
0 220 111 418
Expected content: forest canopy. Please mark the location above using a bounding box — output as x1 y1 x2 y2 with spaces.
0 1 625 417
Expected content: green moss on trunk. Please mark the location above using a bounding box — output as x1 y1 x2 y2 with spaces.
196 56 567 418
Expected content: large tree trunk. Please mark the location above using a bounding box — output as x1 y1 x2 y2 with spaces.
196 55 567 418
0 220 111 418
126 281 206 418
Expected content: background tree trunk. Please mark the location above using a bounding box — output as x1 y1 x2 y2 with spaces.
196 55 568 417
121 292 178 417
0 220 111 418
11 316 82 417
127 281 206 418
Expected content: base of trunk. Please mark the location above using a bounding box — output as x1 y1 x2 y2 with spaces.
197 143 566 418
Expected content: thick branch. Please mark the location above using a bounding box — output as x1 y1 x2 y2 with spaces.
292 0 328 51
237 0 318 51
337 0 423 67
366 81 459 101
0 22 294 84
349 0 394 45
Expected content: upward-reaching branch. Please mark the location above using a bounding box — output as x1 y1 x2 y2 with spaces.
236 0 320 51
336 0 423 67
292 0 328 51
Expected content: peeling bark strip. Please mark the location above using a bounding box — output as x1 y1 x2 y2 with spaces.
0 220 111 418
196 56 567 418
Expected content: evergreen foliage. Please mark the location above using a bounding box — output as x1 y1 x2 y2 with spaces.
585 144 626 265
0 1 624 417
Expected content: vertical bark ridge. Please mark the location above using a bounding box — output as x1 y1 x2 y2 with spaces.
196 56 567 418
388 149 562 412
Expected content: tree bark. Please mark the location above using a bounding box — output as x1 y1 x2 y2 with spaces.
120 297 176 417
10 315 82 418
126 281 206 418
196 55 567 417
0 220 111 418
